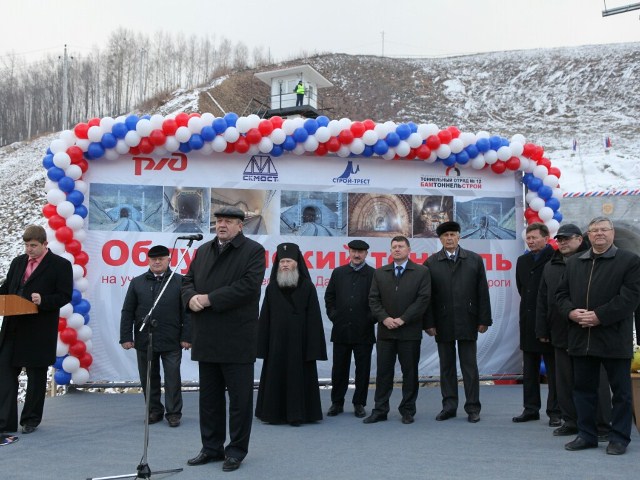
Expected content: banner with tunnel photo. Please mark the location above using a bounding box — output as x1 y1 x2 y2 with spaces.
85 151 524 381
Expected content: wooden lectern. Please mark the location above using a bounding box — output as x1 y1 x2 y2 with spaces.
0 294 38 316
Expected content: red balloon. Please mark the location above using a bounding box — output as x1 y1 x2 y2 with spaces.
548 238 559 250
58 318 67 332
528 214 542 225
69 340 87 357
55 226 74 244
350 122 365 138
66 239 82 256
326 137 341 152
138 137 154 154
48 215 66 230
524 207 537 220
491 161 507 174
338 129 354 145
74 251 89 267
245 128 262 145
79 352 93 369
188 112 201 119
258 119 274 136
79 357 93 371
437 129 453 144
270 116 283 129
405 149 416 160
362 119 376 130
426 135 441 150
234 137 250 154
506 156 521 170
316 143 328 156
149 129 167 146
87 118 100 127
60 327 78 345
447 126 460 139
74 123 89 139
43 204 58 219
129 146 141 155
415 144 432 160
548 166 561 178
537 157 551 169
162 119 178 136
67 146 84 164
175 113 189 127
77 159 89 173
224 142 236 153
531 146 544 161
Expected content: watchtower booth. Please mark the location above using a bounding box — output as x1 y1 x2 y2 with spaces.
254 64 333 118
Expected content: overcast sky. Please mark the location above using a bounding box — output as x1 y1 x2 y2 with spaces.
2 0 639 63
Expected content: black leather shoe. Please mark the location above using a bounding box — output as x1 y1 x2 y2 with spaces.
606 442 626 455
166 415 181 427
553 424 578 436
564 437 598 451
354 404 366 418
467 413 480 423
598 432 610 443
327 403 344 416
222 457 242 472
512 411 540 423
363 413 387 424
401 414 414 424
187 451 224 466
435 410 456 421
148 413 163 424
548 416 562 427
21 425 37 434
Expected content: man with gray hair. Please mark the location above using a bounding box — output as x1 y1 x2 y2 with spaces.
557 217 640 455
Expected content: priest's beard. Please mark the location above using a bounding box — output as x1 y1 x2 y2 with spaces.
276 268 299 288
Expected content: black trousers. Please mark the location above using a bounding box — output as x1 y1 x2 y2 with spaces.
136 349 183 418
522 350 560 417
0 335 48 432
198 362 254 460
296 94 304 106
330 342 373 406
573 356 632 446
371 339 421 416
437 340 480 414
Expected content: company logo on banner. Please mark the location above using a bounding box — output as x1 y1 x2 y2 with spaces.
133 153 188 176
332 160 371 185
242 154 278 182
420 171 483 190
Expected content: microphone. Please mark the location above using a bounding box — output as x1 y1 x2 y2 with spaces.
177 234 203 241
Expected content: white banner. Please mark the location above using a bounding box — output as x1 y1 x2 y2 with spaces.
85 152 524 381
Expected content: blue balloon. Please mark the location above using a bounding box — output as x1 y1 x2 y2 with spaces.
125 115 139 131
373 139 389 156
54 369 72 385
111 122 128 139
74 299 91 315
545 197 560 211
476 138 491 153
282 136 296 151
442 155 457 167
179 142 192 153
407 122 418 133
362 145 374 157
292 127 309 143
489 136 502 150
42 154 54 169
501 137 510 147
200 126 216 141
270 145 283 157
74 205 88 218
522 173 534 187
54 355 67 370
537 185 553 200
212 118 228 134
141 114 151 120
395 124 411 140
464 144 479 159
47 148 53 155
528 177 543 192
84 314 91 325
316 116 330 127
385 132 400 147
47 166 65 182
101 133 117 149
71 289 83 305
67 190 85 207
188 134 204 150
223 112 238 127
456 150 470 165
553 211 564 222
87 142 105 159
303 119 319 135
58 176 76 193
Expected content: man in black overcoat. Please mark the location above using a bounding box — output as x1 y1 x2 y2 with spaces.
0 225 72 443
182 207 265 472
424 221 492 423
324 239 375 418
513 222 559 425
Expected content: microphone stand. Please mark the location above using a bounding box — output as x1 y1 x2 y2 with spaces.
88 238 197 480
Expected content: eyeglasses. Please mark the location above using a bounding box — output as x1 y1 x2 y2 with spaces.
587 227 613 234
556 235 580 242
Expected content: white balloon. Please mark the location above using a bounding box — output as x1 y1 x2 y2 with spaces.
545 219 560 237
525 191 539 203
150 114 165 129
552 187 563 199
533 165 549 179
53 152 71 169
50 139 67 154
136 118 153 137
47 189 66 205
46 227 56 242
258 138 273 153
124 131 141 147
164 136 180 152
395 141 410 157
529 198 545 212
436 144 452 159
187 116 204 133
337 145 351 158
327 120 342 137
104 149 119 161
74 180 88 194
62 355 80 374
48 240 66 255
100 117 115 131
74 277 89 292
65 164 83 180
67 313 85 329
362 130 379 146
270 128 286 145
76 139 90 152
66 214 85 231
223 127 240 143
56 201 75 219
538 206 554 222
497 145 512 161
338 117 352 130
383 120 397 132
77 325 92 342
59 130 77 146
84 340 93 353
543 174 559 187
511 133 526 145
459 132 477 146
212 136 227 152
201 112 215 125
87 126 103 143
314 126 331 143
484 150 498 165
382 149 396 160
199 143 213 155
373 123 389 138
175 126 191 143
235 116 251 134
303 136 319 152
476 130 490 139
282 119 296 135
293 144 305 155
247 145 259 155
247 114 261 129
349 138 365 155
115 139 130 154
73 229 87 242
72 264 85 281
470 154 486 169
426 151 438 163
449 138 464 154
510 141 524 156
44 180 57 192
72 368 90 385
56 340 69 356
60 252 75 264
407 133 423 148
420 123 440 138
60 303 73 318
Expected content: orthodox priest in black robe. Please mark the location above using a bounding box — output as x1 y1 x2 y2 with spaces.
255 242 327 426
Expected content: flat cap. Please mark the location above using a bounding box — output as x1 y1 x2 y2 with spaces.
214 206 245 221
148 245 170 258
554 223 582 238
436 221 461 237
347 239 370 250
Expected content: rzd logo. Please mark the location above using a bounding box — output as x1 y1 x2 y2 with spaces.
133 153 188 176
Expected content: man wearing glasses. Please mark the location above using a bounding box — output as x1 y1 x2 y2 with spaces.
557 217 640 455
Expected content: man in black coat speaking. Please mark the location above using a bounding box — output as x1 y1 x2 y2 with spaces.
424 221 492 423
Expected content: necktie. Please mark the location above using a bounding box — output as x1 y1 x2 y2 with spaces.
23 259 37 283
395 265 403 277
449 253 456 262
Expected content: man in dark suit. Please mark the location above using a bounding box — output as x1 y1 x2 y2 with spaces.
324 239 375 419
424 221 492 423
0 225 73 443
182 207 265 473
364 236 431 425
513 222 560 425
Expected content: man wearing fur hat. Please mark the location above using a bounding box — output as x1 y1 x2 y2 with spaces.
424 221 492 423
120 244 191 428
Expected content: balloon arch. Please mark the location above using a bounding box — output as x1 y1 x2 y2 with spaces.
41 112 563 385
